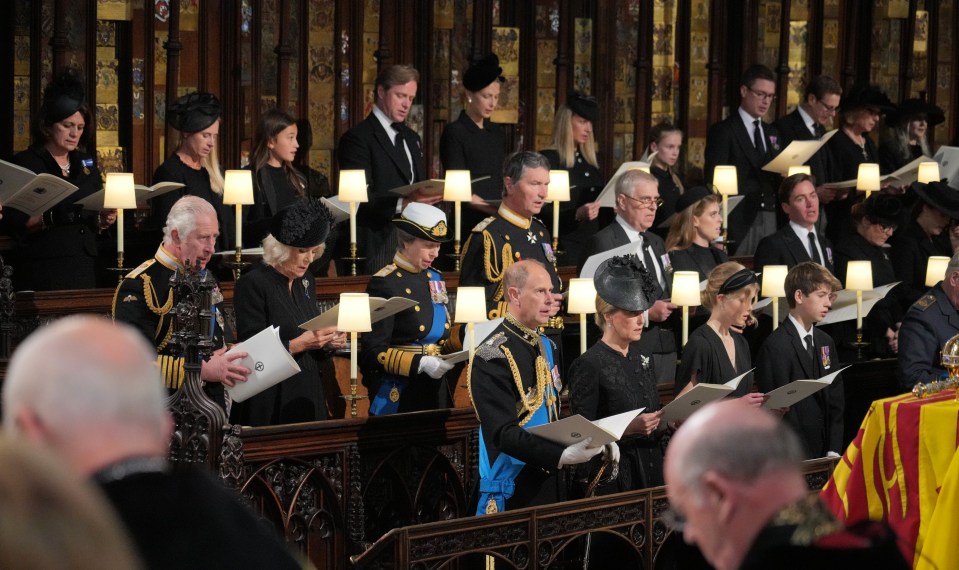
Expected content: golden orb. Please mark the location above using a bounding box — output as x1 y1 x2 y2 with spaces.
942 333 959 379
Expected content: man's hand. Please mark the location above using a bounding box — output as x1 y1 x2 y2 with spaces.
418 356 455 379
403 188 445 208
648 300 677 322
885 327 899 353
200 347 252 387
558 437 604 467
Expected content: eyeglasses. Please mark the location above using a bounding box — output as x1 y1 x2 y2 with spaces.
748 87 777 102
879 223 897 233
816 99 838 114
661 507 687 532
623 194 664 208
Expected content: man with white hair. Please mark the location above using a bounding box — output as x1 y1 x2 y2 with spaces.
113 195 250 392
664 399 907 570
898 251 959 389
2 316 300 569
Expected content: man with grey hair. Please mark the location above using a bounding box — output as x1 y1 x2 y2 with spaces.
898 251 959 389
2 316 300 569
113 195 250 393
664 399 907 570
579 168 677 384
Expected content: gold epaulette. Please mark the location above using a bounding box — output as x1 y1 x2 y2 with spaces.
125 258 155 279
373 263 397 278
471 216 496 233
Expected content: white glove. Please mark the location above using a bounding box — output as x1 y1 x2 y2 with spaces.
558 437 604 468
826 451 841 459
418 356 454 379
603 442 621 464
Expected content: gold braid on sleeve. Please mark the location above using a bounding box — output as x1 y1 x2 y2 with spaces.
504 347 556 427
482 230 513 302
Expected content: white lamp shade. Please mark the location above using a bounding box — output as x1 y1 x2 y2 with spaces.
845 261 874 291
546 170 571 202
918 161 941 184
787 165 811 177
925 256 951 287
338 170 368 203
103 173 137 209
713 166 738 196
222 170 254 205
856 163 881 192
760 265 788 298
671 271 702 307
567 278 597 314
337 293 372 332
454 287 488 323
444 170 473 202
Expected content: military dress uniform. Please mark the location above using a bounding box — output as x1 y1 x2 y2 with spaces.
360 252 461 415
897 284 959 389
112 245 229 398
469 314 565 514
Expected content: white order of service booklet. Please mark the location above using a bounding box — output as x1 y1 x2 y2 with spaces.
526 408 646 448
224 326 301 403
660 368 755 423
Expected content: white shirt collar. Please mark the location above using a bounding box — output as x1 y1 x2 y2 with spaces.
738 106 762 130
796 105 818 136
372 104 398 143
788 313 813 339
615 215 642 242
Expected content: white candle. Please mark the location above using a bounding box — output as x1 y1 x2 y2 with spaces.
468 322 476 363
682 305 689 346
722 194 729 230
856 290 863 331
772 300 779 331
580 313 587 355
455 201 462 244
350 202 357 245
117 210 124 253
350 331 358 379
235 203 243 249
553 200 561 240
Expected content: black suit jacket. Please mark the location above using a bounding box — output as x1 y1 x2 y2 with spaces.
773 109 835 184
753 225 835 275
755 319 844 458
704 112 782 244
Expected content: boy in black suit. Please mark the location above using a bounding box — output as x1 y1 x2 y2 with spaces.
755 262 845 459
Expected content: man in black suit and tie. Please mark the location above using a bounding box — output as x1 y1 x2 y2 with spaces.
773 75 845 231
754 173 836 275
579 169 678 384
704 64 783 255
338 64 442 273
755 262 845 459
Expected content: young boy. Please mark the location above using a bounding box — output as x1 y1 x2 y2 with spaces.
755 261 844 459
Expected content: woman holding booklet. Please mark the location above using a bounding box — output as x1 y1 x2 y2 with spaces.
230 198 343 426
567 255 666 493
360 203 461 415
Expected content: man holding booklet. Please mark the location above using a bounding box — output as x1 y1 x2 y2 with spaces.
469 260 609 514
755 262 845 459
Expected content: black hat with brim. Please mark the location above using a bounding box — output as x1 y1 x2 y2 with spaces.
391 203 451 243
593 255 659 312
463 53 504 92
271 197 334 248
567 92 599 123
675 186 716 214
168 92 222 133
912 180 959 220
861 193 903 227
840 84 895 114
886 98 946 128
42 71 85 124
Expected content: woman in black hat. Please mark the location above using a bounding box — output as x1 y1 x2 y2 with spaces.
439 53 506 232
833 194 905 357
879 98 944 174
665 186 727 281
8 70 111 291
675 262 766 407
567 255 666 494
889 180 958 306
151 91 231 252
231 198 342 426
360 203 458 415
539 93 606 264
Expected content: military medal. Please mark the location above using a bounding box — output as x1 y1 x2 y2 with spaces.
486 497 498 514
429 279 449 303
527 230 537 244
661 253 673 274
211 286 224 305
542 242 556 264
820 346 831 369
81 158 94 175
389 384 400 403
551 365 561 391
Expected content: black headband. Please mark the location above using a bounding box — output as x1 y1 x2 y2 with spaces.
719 268 758 295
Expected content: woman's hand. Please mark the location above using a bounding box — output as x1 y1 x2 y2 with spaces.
739 392 766 408
289 326 342 354
575 202 601 223
99 208 118 229
628 410 663 436
26 215 43 232
885 327 899 353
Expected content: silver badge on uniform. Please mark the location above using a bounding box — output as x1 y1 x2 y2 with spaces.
542 242 556 264
429 279 449 304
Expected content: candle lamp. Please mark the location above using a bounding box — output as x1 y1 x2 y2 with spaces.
454 287 488 364
103 173 137 278
925 256 950 287
713 166 738 250
845 260 873 359
443 170 472 271
222 170 255 279
857 163 880 198
918 161 941 184
671 271 701 346
787 165 811 176
338 170 368 276
567 278 597 355
760 265 788 330
337 293 372 417
547 170 571 262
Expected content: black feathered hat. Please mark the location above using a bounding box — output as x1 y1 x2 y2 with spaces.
593 255 659 312
567 92 599 123
840 84 895 114
886 98 946 128
271 197 334 248
463 53 504 92
675 186 716 214
860 193 903 228
167 92 222 133
41 70 86 124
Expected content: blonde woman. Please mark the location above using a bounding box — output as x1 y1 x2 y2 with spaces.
665 186 727 281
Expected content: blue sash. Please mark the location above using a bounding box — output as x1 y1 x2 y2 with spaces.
370 272 448 416
476 338 557 515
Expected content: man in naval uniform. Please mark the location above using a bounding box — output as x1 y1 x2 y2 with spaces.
469 260 611 514
361 203 463 415
898 252 959 389
112 196 250 398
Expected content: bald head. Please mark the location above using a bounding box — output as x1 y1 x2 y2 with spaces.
504 260 555 329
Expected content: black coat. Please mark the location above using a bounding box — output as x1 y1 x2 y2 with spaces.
538 148 607 265
338 113 425 273
242 164 302 248
650 165 683 239
703 112 783 244
755 318 844 458
889 220 952 309
897 284 959 389
824 131 880 243
753 225 836 275
439 110 505 201
150 154 233 251
668 243 728 282
772 109 836 184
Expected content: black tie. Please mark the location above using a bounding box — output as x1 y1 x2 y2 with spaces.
805 334 815 362
808 231 822 264
391 122 406 149
814 123 826 138
391 123 413 181
753 119 765 154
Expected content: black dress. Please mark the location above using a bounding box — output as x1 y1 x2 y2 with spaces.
668 243 728 282
878 141 923 175
889 220 952 309
568 340 665 492
439 110 505 203
651 165 683 239
243 165 302 248
8 145 102 290
675 324 752 398
230 263 328 426
150 154 233 251
824 131 880 243
539 148 607 265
